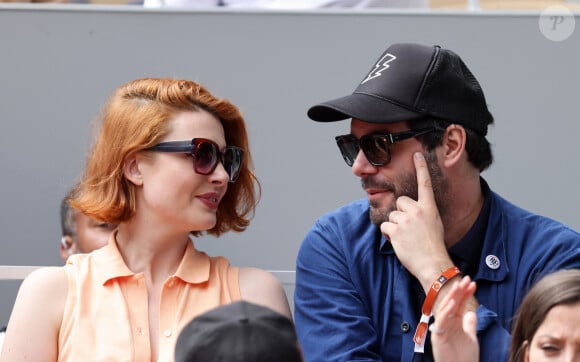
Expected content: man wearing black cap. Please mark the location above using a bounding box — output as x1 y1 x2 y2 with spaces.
294 43 580 362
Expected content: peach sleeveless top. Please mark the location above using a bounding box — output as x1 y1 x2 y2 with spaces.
58 236 241 362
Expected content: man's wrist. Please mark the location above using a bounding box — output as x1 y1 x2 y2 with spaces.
419 261 456 292
413 266 462 351
432 276 480 314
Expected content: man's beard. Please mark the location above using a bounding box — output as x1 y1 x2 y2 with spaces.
364 151 450 226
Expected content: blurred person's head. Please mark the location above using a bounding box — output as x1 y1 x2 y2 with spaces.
509 269 580 362
60 190 117 261
175 301 303 362
69 78 258 237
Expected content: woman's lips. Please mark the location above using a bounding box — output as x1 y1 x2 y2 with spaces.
198 193 220 209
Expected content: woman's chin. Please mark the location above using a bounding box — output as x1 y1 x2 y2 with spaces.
193 218 218 232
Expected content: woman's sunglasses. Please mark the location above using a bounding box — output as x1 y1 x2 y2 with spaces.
334 128 435 167
146 138 244 183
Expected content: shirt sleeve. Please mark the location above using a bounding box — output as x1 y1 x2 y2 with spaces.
294 220 382 362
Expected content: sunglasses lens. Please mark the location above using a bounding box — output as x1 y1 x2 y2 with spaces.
222 147 243 182
193 140 218 175
336 136 359 166
360 135 390 166
191 139 243 182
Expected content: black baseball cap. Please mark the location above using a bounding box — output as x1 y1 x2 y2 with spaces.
175 301 303 362
307 43 493 135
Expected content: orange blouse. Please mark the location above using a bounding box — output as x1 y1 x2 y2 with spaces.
58 235 241 362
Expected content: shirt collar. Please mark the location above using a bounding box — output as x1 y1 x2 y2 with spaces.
173 240 211 284
93 232 212 286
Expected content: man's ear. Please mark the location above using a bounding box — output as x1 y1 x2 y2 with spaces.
60 235 74 261
440 124 467 168
123 154 144 186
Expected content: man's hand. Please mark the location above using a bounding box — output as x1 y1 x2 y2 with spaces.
380 152 452 291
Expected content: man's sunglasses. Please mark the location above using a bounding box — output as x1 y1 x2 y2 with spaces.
334 128 435 167
146 138 244 183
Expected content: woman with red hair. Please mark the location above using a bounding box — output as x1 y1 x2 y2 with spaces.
1 78 291 361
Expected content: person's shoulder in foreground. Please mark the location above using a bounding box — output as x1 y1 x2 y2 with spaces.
294 41 580 362
175 300 303 362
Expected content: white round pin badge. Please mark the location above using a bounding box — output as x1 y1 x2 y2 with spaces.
485 255 501 270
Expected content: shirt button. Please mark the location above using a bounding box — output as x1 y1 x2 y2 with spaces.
401 322 411 333
164 329 172 337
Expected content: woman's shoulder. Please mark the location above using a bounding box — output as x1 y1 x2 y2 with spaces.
238 267 292 319
21 266 67 295
17 267 68 312
10 267 67 330
2 267 66 361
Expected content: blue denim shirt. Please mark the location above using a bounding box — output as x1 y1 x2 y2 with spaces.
294 180 580 362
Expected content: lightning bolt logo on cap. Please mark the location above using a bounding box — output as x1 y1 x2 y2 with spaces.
361 53 397 84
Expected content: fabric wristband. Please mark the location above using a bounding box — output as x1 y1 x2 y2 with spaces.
413 265 462 353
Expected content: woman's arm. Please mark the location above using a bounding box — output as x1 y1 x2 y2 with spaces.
0 267 67 361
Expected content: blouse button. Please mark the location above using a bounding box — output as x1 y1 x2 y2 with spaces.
164 329 172 337
400 321 411 333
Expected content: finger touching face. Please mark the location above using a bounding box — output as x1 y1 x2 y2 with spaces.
413 152 437 208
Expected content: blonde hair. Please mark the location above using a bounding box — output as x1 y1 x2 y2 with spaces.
70 78 259 236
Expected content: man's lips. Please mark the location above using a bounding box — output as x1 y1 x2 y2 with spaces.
366 188 392 195
365 188 393 201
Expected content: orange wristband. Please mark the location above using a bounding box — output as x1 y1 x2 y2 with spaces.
412 266 461 353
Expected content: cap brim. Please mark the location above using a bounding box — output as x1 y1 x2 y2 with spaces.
307 92 423 123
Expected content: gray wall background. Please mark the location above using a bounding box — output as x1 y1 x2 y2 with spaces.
1 6 579 324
